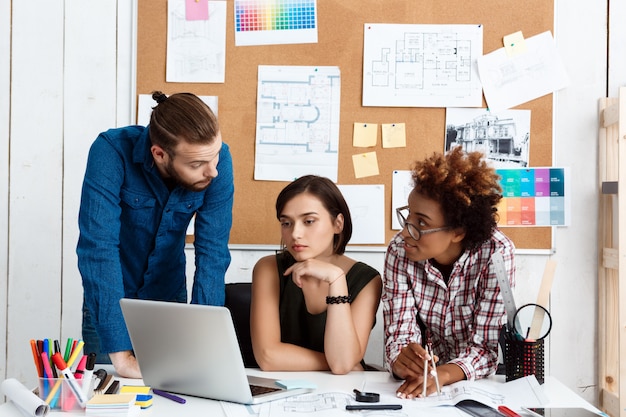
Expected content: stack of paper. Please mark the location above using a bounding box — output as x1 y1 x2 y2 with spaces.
120 385 153 409
86 394 140 416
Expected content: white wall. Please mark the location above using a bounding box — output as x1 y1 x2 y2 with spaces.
0 0 607 406
0 0 10 388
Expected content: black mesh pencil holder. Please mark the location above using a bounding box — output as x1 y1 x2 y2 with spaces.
503 303 552 384
504 338 544 384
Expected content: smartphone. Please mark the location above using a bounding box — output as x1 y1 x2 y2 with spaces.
522 407 601 417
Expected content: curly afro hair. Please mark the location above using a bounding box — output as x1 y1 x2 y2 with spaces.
411 146 502 250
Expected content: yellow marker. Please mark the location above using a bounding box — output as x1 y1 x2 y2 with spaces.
67 340 85 368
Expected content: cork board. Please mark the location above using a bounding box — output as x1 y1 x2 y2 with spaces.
136 0 554 249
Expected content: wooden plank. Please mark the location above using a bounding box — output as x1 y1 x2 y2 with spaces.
603 102 620 127
617 86 626 417
604 247 619 270
601 388 620 417
598 97 610 412
598 94 622 416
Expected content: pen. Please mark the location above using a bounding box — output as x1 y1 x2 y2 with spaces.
426 331 441 395
82 353 97 396
42 340 57 378
40 351 54 380
428 347 441 395
30 339 43 377
67 340 84 372
498 405 522 417
65 354 86 411
63 338 73 362
153 388 187 404
74 355 87 379
346 404 402 411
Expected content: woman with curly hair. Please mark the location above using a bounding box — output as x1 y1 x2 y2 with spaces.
383 146 515 398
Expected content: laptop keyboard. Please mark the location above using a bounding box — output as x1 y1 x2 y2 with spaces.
250 384 282 396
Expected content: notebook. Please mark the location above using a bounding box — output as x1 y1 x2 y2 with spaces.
119 298 314 404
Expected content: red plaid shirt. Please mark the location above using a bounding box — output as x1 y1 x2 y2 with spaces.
382 228 515 380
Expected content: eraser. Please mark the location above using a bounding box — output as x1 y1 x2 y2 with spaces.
134 394 153 409
275 379 317 390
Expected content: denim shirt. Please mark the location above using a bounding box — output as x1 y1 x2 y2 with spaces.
77 125 234 353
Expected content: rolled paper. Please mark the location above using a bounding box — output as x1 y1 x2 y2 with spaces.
1 378 49 416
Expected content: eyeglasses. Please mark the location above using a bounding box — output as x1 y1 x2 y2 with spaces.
395 205 451 241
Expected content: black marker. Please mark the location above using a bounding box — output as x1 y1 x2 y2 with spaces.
346 404 403 411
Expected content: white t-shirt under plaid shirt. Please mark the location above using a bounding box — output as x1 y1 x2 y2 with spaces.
382 228 516 381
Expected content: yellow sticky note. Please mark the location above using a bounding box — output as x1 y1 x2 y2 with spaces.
120 385 151 394
503 31 527 57
352 152 379 178
353 123 378 147
381 123 406 148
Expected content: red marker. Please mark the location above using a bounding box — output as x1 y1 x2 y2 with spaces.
498 405 522 417
74 355 87 379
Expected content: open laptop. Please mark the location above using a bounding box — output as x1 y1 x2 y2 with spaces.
119 298 314 404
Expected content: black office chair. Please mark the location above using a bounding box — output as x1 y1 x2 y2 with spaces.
224 282 259 368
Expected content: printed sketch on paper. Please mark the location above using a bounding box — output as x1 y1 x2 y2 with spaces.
363 23 484 108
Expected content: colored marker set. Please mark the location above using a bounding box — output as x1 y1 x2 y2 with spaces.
30 338 95 411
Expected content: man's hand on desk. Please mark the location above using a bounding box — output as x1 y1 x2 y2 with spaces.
109 350 142 379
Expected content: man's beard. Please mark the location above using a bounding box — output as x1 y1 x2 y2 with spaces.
164 159 212 192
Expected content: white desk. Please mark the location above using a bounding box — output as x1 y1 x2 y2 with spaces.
0 370 600 417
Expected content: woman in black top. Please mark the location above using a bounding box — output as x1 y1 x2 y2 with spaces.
251 175 381 374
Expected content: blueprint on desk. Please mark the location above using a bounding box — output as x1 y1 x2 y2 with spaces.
221 376 547 417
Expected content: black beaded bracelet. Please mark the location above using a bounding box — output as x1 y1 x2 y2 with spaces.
326 295 351 304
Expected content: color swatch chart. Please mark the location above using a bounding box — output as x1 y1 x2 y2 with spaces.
496 167 569 227
235 0 316 32
234 0 318 46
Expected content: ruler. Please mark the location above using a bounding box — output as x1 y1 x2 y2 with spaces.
527 260 556 340
491 251 517 332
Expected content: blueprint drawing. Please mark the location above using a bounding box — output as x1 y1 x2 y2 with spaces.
363 23 483 108
254 65 341 182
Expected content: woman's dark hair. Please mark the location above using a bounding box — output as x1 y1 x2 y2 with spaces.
148 91 219 156
275 175 353 255
411 146 502 250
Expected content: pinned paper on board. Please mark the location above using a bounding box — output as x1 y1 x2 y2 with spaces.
477 31 569 111
185 0 209 20
503 31 527 57
337 184 386 244
353 123 378 147
382 123 406 148
166 0 226 82
352 152 379 178
234 0 318 46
